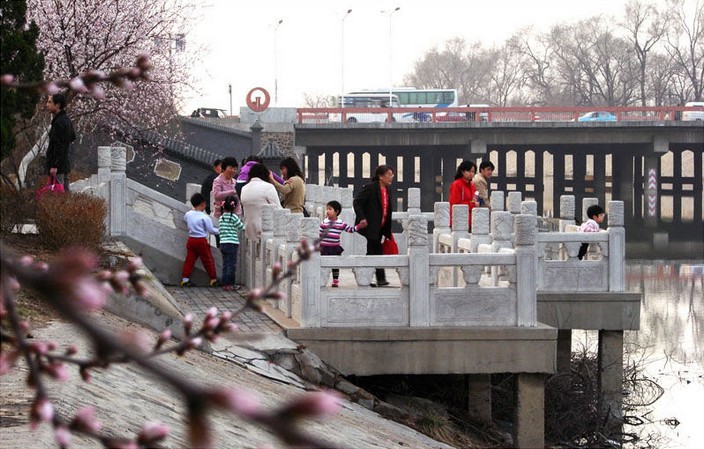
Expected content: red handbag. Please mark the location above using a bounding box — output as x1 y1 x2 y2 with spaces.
36 175 65 200
382 234 399 255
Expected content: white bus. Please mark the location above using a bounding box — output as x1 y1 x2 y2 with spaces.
337 93 413 123
347 88 458 121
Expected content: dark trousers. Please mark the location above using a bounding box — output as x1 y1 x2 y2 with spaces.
366 238 386 282
220 243 239 285
578 243 589 260
321 245 343 279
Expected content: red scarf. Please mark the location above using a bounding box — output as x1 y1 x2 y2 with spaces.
381 185 388 228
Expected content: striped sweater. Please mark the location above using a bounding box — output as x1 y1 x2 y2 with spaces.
319 218 358 247
219 212 244 244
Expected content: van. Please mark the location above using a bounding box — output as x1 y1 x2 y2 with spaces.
466 104 490 122
681 101 704 121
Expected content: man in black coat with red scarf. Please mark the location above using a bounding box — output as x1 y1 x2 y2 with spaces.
353 165 395 287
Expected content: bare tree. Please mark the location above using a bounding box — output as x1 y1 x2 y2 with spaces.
665 0 704 101
303 93 336 108
486 35 528 106
621 0 671 105
403 38 493 104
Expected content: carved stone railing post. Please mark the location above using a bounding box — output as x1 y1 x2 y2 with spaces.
514 214 537 327
299 217 322 327
490 191 505 211
470 207 490 253
260 204 277 289
407 188 421 216
109 146 127 236
559 195 576 231
408 214 430 326
451 204 470 285
491 211 513 252
607 201 625 292
507 192 522 215
433 202 450 253
97 146 111 185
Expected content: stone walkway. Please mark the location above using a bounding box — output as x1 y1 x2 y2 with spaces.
165 286 283 334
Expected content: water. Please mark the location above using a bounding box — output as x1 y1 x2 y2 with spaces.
623 260 704 449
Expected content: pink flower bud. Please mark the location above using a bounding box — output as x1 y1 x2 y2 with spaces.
206 306 218 319
248 288 263 300
0 351 19 374
203 317 219 330
72 279 107 310
0 74 14 85
31 397 54 429
69 77 88 93
20 255 34 266
210 388 260 417
54 425 71 446
45 82 60 95
90 85 105 100
128 257 143 271
121 330 150 354
220 311 232 321
138 422 169 443
283 391 342 419
159 329 172 341
45 362 69 382
188 337 203 349
72 406 102 433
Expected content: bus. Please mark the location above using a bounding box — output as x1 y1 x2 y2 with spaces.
336 93 413 123
347 88 458 121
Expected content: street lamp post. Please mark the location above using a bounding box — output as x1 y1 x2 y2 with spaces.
228 84 232 116
341 9 352 95
274 19 283 106
385 7 400 106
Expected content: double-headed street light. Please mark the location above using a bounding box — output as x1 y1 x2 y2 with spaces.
341 9 352 95
383 7 401 106
274 19 283 106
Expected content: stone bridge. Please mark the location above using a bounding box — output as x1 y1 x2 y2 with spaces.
75 145 640 449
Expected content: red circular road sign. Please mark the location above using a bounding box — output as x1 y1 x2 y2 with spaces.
246 87 271 112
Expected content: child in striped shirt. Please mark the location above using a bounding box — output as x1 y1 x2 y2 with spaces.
578 204 605 260
320 200 366 287
219 195 245 291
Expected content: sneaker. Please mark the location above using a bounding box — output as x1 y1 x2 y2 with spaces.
377 280 390 287
209 279 220 287
332 279 340 288
180 280 195 287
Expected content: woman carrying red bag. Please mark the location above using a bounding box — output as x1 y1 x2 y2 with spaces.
353 165 395 287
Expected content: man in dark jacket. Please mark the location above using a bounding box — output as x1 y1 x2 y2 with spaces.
45 93 76 192
201 159 222 215
353 165 395 287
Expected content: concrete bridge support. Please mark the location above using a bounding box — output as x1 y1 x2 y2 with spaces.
598 330 624 432
515 373 545 449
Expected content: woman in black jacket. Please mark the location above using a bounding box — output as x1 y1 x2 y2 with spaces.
353 165 395 287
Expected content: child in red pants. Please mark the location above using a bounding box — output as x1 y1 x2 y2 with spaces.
181 193 220 287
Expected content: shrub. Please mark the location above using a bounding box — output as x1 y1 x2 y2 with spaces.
0 184 35 235
36 192 106 251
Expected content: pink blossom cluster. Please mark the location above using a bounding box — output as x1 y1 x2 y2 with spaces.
1 236 344 448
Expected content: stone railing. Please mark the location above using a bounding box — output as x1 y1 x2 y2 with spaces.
247 198 539 328
72 146 217 284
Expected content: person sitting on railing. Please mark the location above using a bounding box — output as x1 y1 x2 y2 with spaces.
578 205 606 260
320 200 366 287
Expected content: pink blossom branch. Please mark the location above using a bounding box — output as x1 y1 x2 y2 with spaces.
0 239 343 449
0 54 152 100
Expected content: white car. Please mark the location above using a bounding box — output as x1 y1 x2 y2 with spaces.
682 101 704 121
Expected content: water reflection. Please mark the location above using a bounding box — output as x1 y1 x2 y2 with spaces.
624 260 704 449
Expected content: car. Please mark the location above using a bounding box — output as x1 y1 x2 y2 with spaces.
681 101 704 121
577 111 617 122
433 112 467 122
190 108 228 118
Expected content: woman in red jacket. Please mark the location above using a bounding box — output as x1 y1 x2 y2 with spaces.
448 160 479 230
